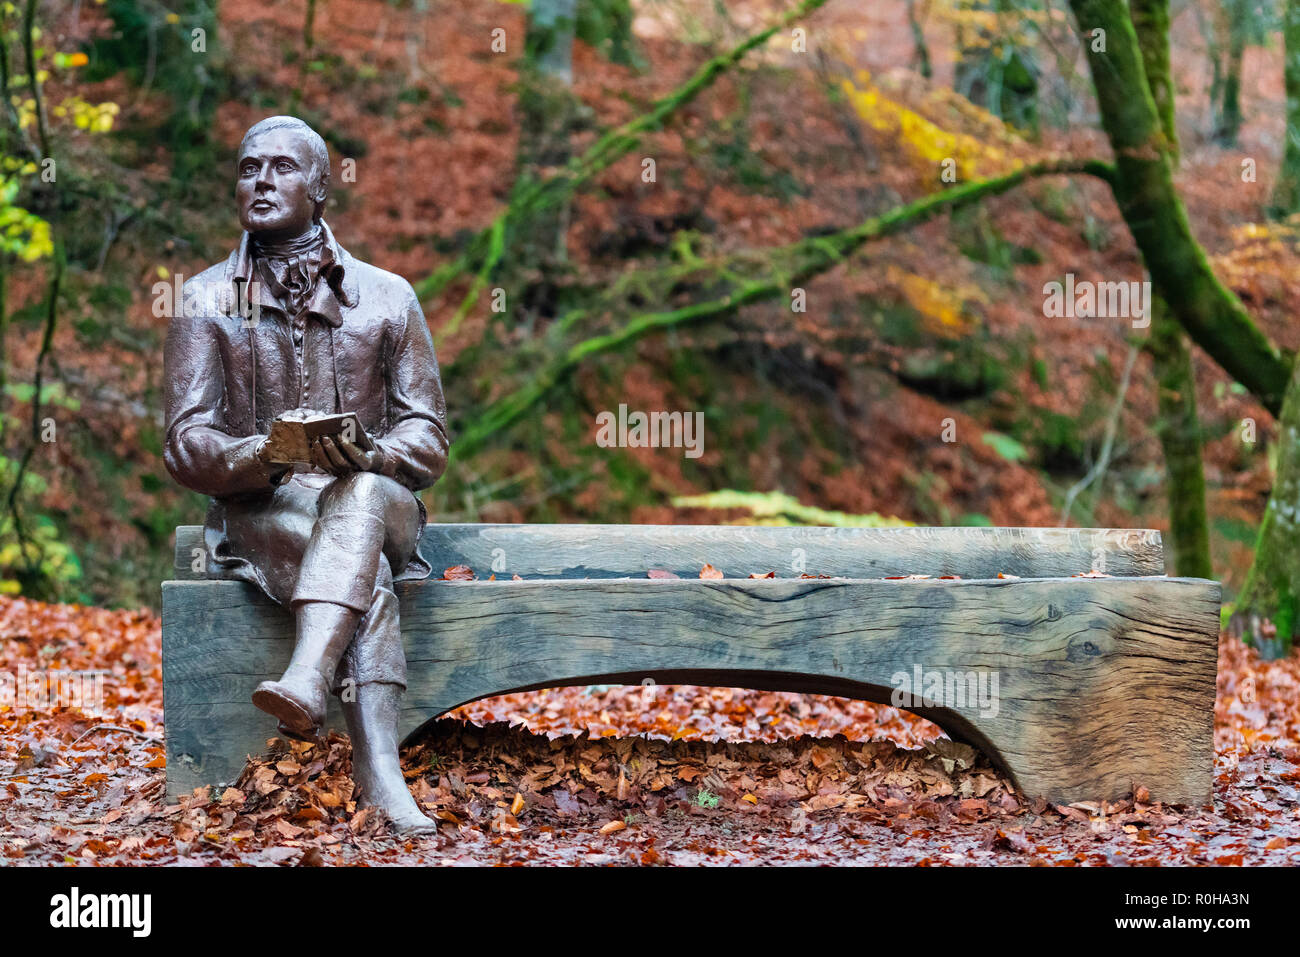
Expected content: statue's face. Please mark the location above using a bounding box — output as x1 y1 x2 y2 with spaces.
236 128 323 240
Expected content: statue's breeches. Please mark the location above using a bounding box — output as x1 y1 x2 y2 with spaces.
210 471 422 690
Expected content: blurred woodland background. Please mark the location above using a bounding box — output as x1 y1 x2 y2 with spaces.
3 0 1300 656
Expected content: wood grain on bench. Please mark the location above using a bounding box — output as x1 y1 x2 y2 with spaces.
161 571 1217 805
173 523 1167 580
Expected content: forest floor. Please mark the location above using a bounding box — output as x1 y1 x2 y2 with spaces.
1 596 1297 866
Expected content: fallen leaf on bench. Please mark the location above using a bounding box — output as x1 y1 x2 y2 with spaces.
647 568 679 579
443 565 476 581
699 564 723 579
748 571 775 579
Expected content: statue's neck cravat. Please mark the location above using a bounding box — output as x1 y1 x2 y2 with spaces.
253 225 327 317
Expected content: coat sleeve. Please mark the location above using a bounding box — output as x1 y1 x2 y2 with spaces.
371 286 450 491
163 281 284 497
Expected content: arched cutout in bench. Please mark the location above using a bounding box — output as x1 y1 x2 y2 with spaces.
402 668 1012 779
163 525 1218 805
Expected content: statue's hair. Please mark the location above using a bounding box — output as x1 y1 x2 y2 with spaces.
239 116 330 210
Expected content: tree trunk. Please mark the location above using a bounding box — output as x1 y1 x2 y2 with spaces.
1147 302 1213 578
1131 0 1211 578
1215 0 1247 146
953 0 1038 133
1237 0 1300 656
1271 0 1300 217
525 0 577 85
513 0 580 327
1234 359 1300 658
1067 0 1291 416
906 0 932 80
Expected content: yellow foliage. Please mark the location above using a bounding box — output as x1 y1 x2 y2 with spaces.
53 96 121 133
932 0 1054 44
884 264 984 333
840 71 1018 182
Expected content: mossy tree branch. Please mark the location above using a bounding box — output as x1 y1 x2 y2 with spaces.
415 0 833 330
1271 0 1300 217
1069 0 1292 416
450 157 1114 461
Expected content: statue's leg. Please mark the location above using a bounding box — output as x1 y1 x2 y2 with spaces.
333 560 433 831
252 472 412 736
323 479 433 832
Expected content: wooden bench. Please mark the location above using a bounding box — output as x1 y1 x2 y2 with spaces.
161 524 1220 805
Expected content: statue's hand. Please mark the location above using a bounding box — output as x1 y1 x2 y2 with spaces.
311 434 379 475
254 436 293 485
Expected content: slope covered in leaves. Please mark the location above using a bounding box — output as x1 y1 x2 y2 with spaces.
5 0 1295 609
1 596 1297 866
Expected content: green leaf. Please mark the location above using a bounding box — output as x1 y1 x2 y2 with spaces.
982 431 1029 463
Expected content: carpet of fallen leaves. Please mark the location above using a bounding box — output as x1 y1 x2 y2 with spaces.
1 595 1298 866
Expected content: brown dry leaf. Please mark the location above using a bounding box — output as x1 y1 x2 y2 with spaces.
809 746 837 770
298 847 325 867
616 769 629 801
599 820 626 835
442 565 476 581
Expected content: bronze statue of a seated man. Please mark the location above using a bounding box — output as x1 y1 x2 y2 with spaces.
163 115 447 832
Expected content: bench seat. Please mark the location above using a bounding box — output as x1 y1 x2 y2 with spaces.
161 524 1218 805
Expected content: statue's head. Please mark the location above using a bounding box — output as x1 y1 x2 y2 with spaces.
236 116 330 241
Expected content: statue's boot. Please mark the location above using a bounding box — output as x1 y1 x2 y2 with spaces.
344 680 438 835
252 600 358 737
253 508 386 737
